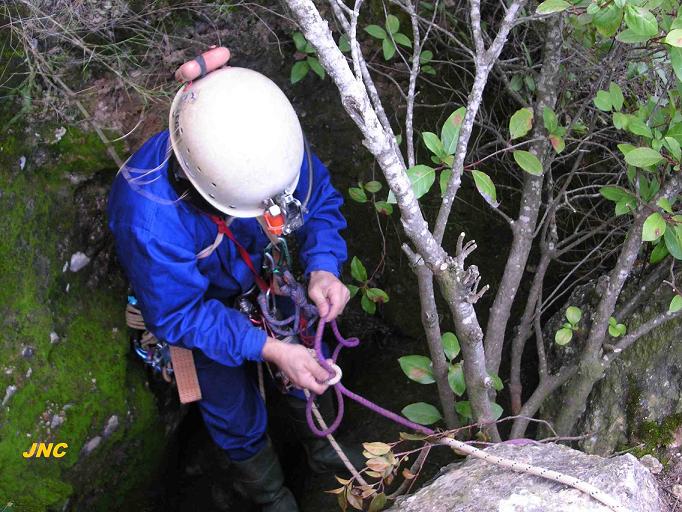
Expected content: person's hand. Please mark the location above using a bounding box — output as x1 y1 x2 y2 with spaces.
174 47 231 82
308 270 350 321
261 338 332 395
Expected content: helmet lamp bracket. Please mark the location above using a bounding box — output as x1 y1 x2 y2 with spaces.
266 192 303 236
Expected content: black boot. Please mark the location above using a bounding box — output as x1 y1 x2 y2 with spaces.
228 439 299 512
283 392 366 474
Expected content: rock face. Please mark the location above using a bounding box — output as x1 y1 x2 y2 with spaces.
388 443 665 512
541 280 682 456
0 114 173 511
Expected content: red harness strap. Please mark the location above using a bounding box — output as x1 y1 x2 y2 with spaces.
209 215 269 293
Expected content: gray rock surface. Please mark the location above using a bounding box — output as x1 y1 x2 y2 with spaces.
541 281 682 455
388 443 665 512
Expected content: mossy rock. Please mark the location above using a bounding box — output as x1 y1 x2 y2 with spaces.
0 114 166 511
541 278 682 459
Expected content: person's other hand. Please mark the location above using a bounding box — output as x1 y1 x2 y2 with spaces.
308 270 350 321
261 339 331 395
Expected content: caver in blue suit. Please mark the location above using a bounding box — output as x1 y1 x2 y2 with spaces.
107 130 347 462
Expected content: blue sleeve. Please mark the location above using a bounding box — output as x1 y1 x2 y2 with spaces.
294 149 348 277
116 224 267 367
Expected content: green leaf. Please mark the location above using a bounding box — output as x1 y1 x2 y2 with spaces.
448 364 466 396
626 116 653 138
455 401 473 419
536 0 570 13
566 306 582 325
347 284 359 299
642 212 666 242
510 75 523 92
555 327 573 345
339 34 351 53
440 169 452 197
366 288 389 303
423 131 446 157
419 50 433 64
524 74 536 92
672 15 682 30
374 201 393 215
609 83 624 111
624 147 664 168
613 112 628 130
650 240 669 263
543 106 559 133
509 108 534 140
402 402 442 425
365 25 387 39
664 137 682 161
670 47 682 82
593 4 624 37
387 165 436 204
669 295 682 313
307 57 325 79
513 150 543 175
441 107 466 155
608 323 627 337
382 38 396 60
351 256 368 282
490 403 504 421
624 5 659 37
393 33 412 47
441 332 460 360
471 170 498 207
290 61 310 84
293 32 307 52
348 187 368 203
407 164 436 200
368 493 387 512
361 293 376 314
386 14 400 34
594 90 613 112
616 198 637 216
658 197 673 213
489 373 504 391
667 122 682 146
399 355 435 384
421 65 436 75
364 181 383 193
664 224 682 259
616 29 653 43
600 186 635 203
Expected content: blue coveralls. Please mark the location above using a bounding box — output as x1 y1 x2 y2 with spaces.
107 130 347 461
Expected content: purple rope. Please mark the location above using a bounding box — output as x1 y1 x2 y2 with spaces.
257 272 536 444
257 271 318 337
306 319 435 437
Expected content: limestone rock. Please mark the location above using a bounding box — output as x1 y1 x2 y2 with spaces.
640 454 663 474
541 281 682 456
388 443 665 512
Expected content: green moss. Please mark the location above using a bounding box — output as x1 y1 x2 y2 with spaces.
622 413 682 462
0 110 161 511
50 127 123 177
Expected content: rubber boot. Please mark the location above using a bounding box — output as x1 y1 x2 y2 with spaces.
229 438 299 512
283 391 366 474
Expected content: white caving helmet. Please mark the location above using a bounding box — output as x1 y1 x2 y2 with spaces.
169 67 305 224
